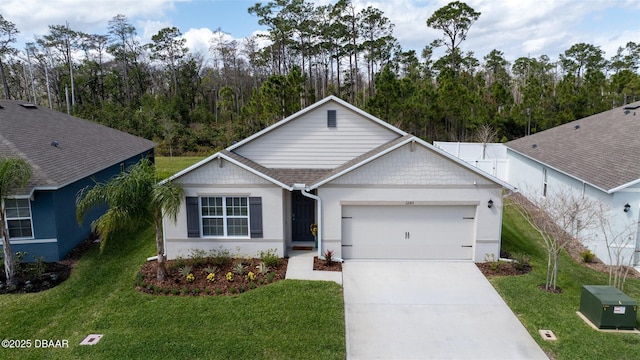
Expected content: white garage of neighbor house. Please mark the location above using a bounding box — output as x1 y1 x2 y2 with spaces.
162 96 513 262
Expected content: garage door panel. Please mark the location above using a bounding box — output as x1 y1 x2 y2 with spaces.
342 205 475 260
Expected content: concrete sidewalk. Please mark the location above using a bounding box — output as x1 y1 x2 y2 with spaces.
285 250 343 285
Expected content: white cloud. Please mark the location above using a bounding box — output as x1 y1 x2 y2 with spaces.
0 0 173 42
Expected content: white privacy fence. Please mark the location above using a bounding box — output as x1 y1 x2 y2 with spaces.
434 142 509 182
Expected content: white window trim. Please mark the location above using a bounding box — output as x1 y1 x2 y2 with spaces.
199 196 250 239
2 198 34 241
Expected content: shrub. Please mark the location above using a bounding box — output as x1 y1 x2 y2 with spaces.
135 272 144 287
257 262 270 275
323 249 335 265
206 273 215 282
24 256 46 281
215 288 222 295
179 266 192 278
512 253 531 271
226 272 234 282
258 249 280 268
247 271 256 281
203 266 218 275
232 262 246 275
580 249 596 263
266 272 275 283
172 288 180 295
249 282 257 289
229 287 237 294
186 273 195 282
209 248 232 266
189 249 208 267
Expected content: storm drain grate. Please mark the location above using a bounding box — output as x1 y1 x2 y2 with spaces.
538 329 557 341
80 334 103 345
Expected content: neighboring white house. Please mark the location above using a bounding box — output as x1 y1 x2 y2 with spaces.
506 101 640 267
162 96 513 262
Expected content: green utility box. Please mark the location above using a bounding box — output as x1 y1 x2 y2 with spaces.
579 285 637 330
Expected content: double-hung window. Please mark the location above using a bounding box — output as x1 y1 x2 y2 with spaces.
201 196 249 237
4 198 33 239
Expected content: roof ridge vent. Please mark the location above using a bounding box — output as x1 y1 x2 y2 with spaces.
623 105 640 110
20 103 37 109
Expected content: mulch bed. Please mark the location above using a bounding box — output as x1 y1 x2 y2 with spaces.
137 258 288 296
0 234 98 294
476 261 532 277
312 256 342 271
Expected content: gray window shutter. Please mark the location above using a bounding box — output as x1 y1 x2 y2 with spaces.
327 110 336 127
249 197 263 238
186 197 200 237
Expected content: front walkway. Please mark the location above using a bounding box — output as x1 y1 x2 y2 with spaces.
285 250 343 285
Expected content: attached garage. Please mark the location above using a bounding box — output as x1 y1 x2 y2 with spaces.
341 204 477 260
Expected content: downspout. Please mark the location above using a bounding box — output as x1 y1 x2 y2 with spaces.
292 183 343 262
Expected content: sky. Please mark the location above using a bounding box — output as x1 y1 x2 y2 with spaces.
1 0 639 65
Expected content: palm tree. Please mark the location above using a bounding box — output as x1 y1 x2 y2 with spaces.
76 158 183 281
0 157 33 286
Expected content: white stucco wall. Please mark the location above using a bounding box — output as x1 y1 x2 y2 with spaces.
164 158 286 259
507 149 640 266
319 143 505 261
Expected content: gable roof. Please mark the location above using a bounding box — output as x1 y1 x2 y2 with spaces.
0 100 156 196
226 95 407 152
506 101 640 193
167 96 512 191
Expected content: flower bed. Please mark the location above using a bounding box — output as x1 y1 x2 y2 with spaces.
137 256 288 296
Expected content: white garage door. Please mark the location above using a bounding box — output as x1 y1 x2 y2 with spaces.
341 205 476 260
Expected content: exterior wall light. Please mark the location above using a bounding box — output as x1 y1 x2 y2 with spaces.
488 199 494 208
624 203 631 213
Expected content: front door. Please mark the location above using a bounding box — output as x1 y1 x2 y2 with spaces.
291 191 315 242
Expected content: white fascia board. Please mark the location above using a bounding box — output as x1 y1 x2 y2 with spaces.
608 178 640 194
505 147 611 194
226 96 407 152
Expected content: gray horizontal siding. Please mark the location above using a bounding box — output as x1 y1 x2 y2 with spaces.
235 103 400 168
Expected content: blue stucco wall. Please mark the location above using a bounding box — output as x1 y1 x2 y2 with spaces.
2 151 153 262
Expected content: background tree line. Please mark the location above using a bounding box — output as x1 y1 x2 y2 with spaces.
0 0 639 156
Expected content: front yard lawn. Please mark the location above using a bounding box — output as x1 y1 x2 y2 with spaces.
0 225 345 359
493 202 640 360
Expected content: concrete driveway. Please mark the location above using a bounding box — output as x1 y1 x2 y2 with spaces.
343 261 548 360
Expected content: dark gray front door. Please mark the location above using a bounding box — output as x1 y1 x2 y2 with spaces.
291 191 315 241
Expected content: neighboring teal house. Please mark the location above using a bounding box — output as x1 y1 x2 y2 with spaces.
0 100 155 262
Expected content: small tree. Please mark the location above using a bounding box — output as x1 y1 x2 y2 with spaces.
0 157 33 286
597 203 637 290
474 123 497 159
76 158 183 281
509 187 600 291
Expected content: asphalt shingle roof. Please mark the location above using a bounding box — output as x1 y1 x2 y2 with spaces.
0 100 156 196
506 101 640 192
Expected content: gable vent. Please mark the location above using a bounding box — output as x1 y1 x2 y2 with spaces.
327 110 337 128
20 103 37 109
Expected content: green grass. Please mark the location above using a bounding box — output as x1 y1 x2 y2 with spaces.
495 203 640 360
0 226 345 359
155 156 206 180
